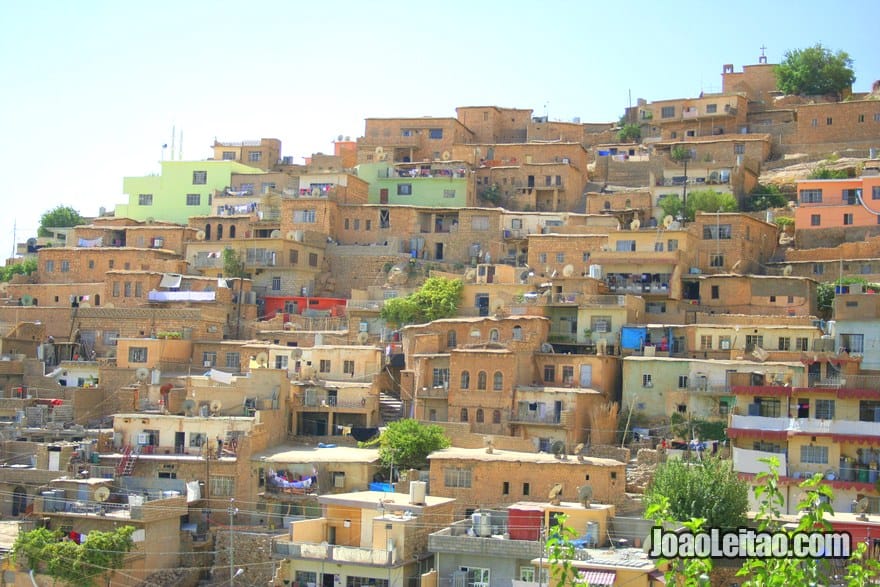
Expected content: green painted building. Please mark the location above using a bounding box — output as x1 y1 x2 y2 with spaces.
356 162 471 207
115 160 264 223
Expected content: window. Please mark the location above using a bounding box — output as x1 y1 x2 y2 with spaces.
112 281 120 297
489 329 499 342
875 113 880 122
225 352 240 370
429 128 443 139
353 219 360 230
433 368 449 388
443 189 456 198
202 351 216 367
661 106 675 118
459 567 489 587
844 213 854 226
123 282 132 297
293 209 316 223
493 409 501 424
642 374 653 387
493 371 503 391
555 175 562 186
271 276 281 291
700 335 713 350
475 409 484 423
711 285 720 299
815 399 835 420
477 371 487 390
800 445 828 465
562 366 574 384
543 365 555 383
706 104 718 114
347 578 387 587
591 316 611 333
813 263 824 275
343 360 355 375
811 214 821 226
460 370 470 389
397 183 412 195
839 333 864 353
248 151 262 162
555 252 565 263
800 189 823 204
103 330 119 345
616 240 636 251
522 482 530 496
873 186 880 201
677 375 688 389
843 189 860 204
135 282 142 297
289 250 299 265
811 118 818 127
778 337 791 351
60 260 70 272
545 175 552 187
502 481 509 495
859 400 880 422
239 183 254 194
796 337 809 351
45 260 54 272
319 359 331 373
222 151 235 160
309 253 318 267
826 117 833 125
734 143 745 155
538 253 547 263
128 347 148 363
460 408 469 422
745 335 764 350
190 433 206 448
186 193 201 206
471 216 489 230
210 476 235 496
513 326 522 340
703 224 732 239
192 170 207 184
401 129 413 137
138 193 153 206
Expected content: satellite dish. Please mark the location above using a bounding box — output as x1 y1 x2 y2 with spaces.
255 352 269 367
286 231 298 241
311 187 321 197
441 151 452 161
463 269 477 282
519 270 530 283
574 443 585 455
290 348 303 359
662 215 674 229
630 218 641 230
21 294 33 306
135 367 150 382
551 441 565 457
375 146 384 156
540 343 555 353
548 483 563 503
93 486 110 503
357 331 369 344
578 485 593 508
182 399 196 415
195 230 206 241
270 229 282 239
209 400 222 414
783 265 793 276
562 264 574 277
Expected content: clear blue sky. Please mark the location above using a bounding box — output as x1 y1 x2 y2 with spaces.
2 0 878 261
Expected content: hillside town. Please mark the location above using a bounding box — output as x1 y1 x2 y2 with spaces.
2 53 880 586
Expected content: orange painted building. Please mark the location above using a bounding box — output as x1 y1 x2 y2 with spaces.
794 175 880 243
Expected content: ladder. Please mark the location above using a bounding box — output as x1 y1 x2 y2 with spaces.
116 445 141 476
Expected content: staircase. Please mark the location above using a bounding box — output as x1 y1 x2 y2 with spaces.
379 391 404 424
116 445 140 477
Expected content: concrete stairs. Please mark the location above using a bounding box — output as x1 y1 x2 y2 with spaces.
379 391 404 424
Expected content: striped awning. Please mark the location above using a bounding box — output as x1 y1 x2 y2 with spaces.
579 570 616 585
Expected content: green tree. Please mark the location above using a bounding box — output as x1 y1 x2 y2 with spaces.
645 456 749 529
222 247 246 278
380 276 463 326
480 184 501 205
816 276 876 317
658 194 684 221
686 189 739 219
362 418 450 471
775 43 855 97
1 258 37 282
617 123 641 143
12 525 136 587
808 165 850 180
746 183 789 212
39 205 85 237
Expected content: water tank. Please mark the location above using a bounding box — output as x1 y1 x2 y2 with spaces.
41 490 56 512
409 481 427 505
128 494 144 507
588 265 603 279
293 230 304 242
585 521 599 547
472 511 492 537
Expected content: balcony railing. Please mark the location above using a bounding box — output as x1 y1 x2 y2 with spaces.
730 414 880 438
509 408 570 425
273 539 395 565
417 386 449 398
346 300 385 311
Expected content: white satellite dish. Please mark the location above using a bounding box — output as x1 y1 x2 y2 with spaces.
630 218 641 230
783 265 793 276
195 230 206 241
357 331 369 344
662 215 674 229
463 269 477 282
290 348 303 359
93 486 110 503
286 231 298 241
255 352 269 367
209 400 222 414
562 264 575 277
135 367 150 382
270 230 282 238
441 151 452 161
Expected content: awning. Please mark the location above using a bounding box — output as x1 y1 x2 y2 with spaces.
159 273 182 288
727 428 788 441
579 570 616 585
649 570 667 584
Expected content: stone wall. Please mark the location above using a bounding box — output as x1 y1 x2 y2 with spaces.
588 445 631 462
209 529 279 587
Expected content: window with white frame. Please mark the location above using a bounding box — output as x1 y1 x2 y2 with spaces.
319 359 331 373
210 476 235 496
248 151 262 162
128 347 148 363
344 360 355 375
800 189 823 204
203 352 216 367
293 209 316 223
815 399 835 420
225 352 240 370
642 374 653 387
444 468 472 488
397 183 412 195
271 276 281 291
433 368 449 388
471 216 489 230
460 567 489 587
800 445 828 464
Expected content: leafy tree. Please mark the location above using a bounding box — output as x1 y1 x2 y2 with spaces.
774 216 794 230
39 205 85 237
746 183 789 212
480 184 501 205
617 123 641 143
380 276 463 326
816 276 876 317
670 145 692 164
775 43 855 97
12 525 136 586
1 258 37 281
662 190 737 222
361 418 450 471
222 247 246 278
645 456 749 529
658 194 684 221
808 165 850 180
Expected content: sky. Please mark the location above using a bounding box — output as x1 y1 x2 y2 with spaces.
1 0 878 261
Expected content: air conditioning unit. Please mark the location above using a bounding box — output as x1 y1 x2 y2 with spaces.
204 361 212 367
720 340 731 350
359 322 369 333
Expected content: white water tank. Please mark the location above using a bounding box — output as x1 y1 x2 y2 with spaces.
585 521 599 547
588 265 603 279
409 481 426 505
472 511 492 537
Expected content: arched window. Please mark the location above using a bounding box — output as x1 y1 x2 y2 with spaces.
625 199 631 208
489 329 499 342
229 225 236 238
217 224 223 240
94 294 100 307
492 410 501 424
493 371 503 391
512 326 522 340
204 224 211 240
447 330 457 348
476 409 484 423
460 408 469 422
604 201 611 210
477 371 487 390
460 370 470 390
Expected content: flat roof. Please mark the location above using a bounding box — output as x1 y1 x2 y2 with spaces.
320 490 455 509
253 444 380 464
427 447 623 466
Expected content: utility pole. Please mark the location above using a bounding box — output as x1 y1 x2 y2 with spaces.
228 499 239 584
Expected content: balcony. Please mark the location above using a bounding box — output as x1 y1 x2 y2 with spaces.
417 386 449 398
501 228 528 240
686 383 728 394
509 408 571 425
346 299 385 312
273 539 395 565
729 414 880 440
